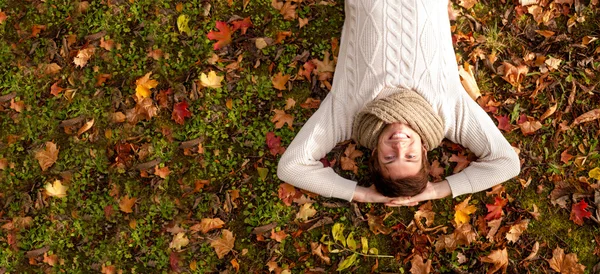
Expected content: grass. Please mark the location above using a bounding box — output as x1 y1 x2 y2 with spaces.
0 0 599 273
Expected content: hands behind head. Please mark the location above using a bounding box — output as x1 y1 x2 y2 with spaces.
385 180 451 207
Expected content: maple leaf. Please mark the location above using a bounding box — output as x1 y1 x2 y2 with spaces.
485 197 508 221
200 71 224 88
279 1 297 20
266 132 285 156
210 229 235 259
429 160 444 181
449 153 470 174
312 52 335 80
73 46 95 68
300 97 320 109
135 72 159 100
169 232 189 251
310 242 331 264
284 98 296 110
494 115 514 132
298 17 309 28
410 254 432 274
480 248 508 274
154 165 170 178
0 10 6 24
43 252 59 266
278 183 299 206
126 98 158 124
231 17 252 34
99 37 114 51
172 101 192 125
340 143 364 174
454 196 477 225
207 21 232 50
169 251 181 272
35 142 59 171
119 196 137 213
296 203 317 221
506 219 529 244
191 218 225 233
31 24 46 37
272 72 290 91
44 180 68 198
414 201 435 227
270 229 288 242
271 109 294 129
570 200 591 226
50 82 64 97
366 213 392 235
501 62 528 88
560 149 574 164
547 246 585 274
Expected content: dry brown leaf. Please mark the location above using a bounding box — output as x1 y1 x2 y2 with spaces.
35 142 59 171
366 213 392 235
572 108 600 127
519 120 542 135
126 98 158 124
100 37 115 51
299 17 309 28
522 241 540 262
459 0 478 9
458 62 481 100
547 246 585 274
415 201 435 227
74 46 95 68
111 112 126 123
119 196 136 213
154 165 170 178
540 103 557 121
0 158 7 170
10 98 25 113
169 232 189 251
310 242 331 264
535 30 555 38
270 229 288 242
271 109 294 129
480 248 508 274
77 119 94 136
501 62 528 88
191 218 225 233
279 1 297 20
272 72 290 91
486 218 502 243
410 254 432 274
505 219 529 244
284 98 296 110
43 252 59 266
295 203 317 221
210 229 235 259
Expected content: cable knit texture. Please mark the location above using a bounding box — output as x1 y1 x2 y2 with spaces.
352 88 444 151
277 0 520 201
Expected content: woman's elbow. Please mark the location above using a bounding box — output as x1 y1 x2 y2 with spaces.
507 150 521 179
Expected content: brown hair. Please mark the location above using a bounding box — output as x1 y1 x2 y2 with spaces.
369 148 430 197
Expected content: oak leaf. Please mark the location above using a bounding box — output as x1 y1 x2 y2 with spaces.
485 197 508 220
169 232 189 251
73 46 95 68
454 196 477 225
172 101 192 125
200 71 224 88
272 72 290 91
35 142 59 171
45 180 68 198
207 21 232 50
547 246 585 274
570 200 591 226
410 254 432 274
135 72 159 100
505 219 529 244
271 109 293 129
191 218 225 233
480 248 508 274
119 196 137 213
295 203 317 221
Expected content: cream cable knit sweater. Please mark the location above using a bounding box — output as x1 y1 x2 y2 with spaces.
277 0 521 201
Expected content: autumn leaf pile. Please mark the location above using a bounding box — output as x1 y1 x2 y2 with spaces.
0 0 599 273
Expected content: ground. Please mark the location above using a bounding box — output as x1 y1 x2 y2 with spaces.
0 0 599 273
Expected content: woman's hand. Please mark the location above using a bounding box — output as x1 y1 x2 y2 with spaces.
352 185 395 203
385 180 452 207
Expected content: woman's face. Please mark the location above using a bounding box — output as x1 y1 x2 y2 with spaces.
376 123 423 179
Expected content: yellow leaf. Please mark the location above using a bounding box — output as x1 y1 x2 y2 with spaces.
210 229 235 259
177 14 192 35
589 167 600 180
169 232 189 251
119 196 137 213
135 72 159 100
200 71 224 88
190 218 225 233
454 196 477 225
458 62 481 100
45 180 68 198
73 46 95 68
295 203 317 221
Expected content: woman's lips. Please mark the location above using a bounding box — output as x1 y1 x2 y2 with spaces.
389 131 410 140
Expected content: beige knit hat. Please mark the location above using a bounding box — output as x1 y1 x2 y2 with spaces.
352 88 445 151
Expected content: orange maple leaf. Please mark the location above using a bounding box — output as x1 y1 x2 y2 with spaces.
484 197 508 221
119 196 137 213
0 10 7 25
449 152 471 174
207 21 232 50
272 72 290 91
271 109 293 129
35 142 59 171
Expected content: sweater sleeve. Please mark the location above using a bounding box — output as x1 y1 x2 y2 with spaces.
276 94 358 201
444 93 521 197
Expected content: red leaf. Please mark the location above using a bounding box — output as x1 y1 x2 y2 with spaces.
169 252 181 272
570 200 591 226
50 82 64 97
485 197 508 220
172 101 192 125
560 149 573 164
319 157 330 167
207 21 232 50
231 17 252 35
494 115 513 132
266 132 285 156
277 183 300 206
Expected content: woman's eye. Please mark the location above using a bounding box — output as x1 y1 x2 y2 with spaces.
384 156 394 161
407 155 415 159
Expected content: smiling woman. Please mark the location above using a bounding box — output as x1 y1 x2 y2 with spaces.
276 0 521 205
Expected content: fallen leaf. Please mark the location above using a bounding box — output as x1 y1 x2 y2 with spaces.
299 17 309 28
177 14 192 35
454 196 477 225
310 242 331 264
545 56 562 71
99 37 114 51
135 72 159 100
272 72 290 91
119 196 137 213
231 17 252 34
528 204 541 220
415 201 435 227
312 52 335 80
200 71 224 88
429 160 444 181
35 142 59 171
459 0 478 9
50 82 65 97
300 97 320 109
0 158 7 170
366 213 391 235
506 219 529 244
535 30 555 38
154 165 170 179
547 246 585 274
191 218 225 233
296 203 317 221
73 46 95 68
210 229 235 259
169 232 189 251
519 120 542 135
31 24 46 37
275 31 292 44
230 258 239 272
266 132 285 156
0 10 6 24
501 62 529 88
561 149 574 164
45 180 68 198
570 200 591 226
449 153 471 174
480 248 508 274
126 98 158 124
522 241 540 262
486 218 502 243
494 115 514 132
77 119 94 136
410 254 432 274
9 98 24 113
172 101 192 125
458 62 481 100
271 109 293 129
572 108 600 127
43 252 58 266
485 197 508 221
270 229 288 242
284 98 296 110
278 183 298 206
207 21 232 50
279 1 297 20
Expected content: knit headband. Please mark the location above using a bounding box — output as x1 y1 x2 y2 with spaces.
352 88 445 151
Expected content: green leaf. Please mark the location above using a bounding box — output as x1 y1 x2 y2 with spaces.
177 14 192 35
336 253 358 271
332 223 346 247
361 237 368 254
346 232 357 251
257 167 268 181
589 167 600 180
368 247 379 255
